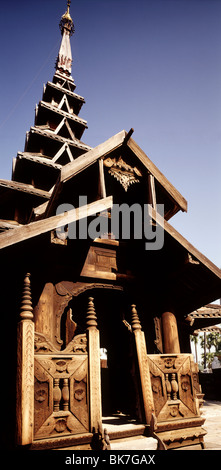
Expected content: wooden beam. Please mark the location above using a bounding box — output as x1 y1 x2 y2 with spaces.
59 129 187 215
40 101 88 126
148 206 221 280
61 130 127 183
0 196 113 250
0 179 50 199
148 173 156 210
52 143 66 162
123 127 134 145
128 138 187 213
65 119 76 142
46 81 84 101
30 127 91 151
54 116 66 135
98 159 106 198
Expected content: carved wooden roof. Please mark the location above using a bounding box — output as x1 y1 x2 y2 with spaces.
186 304 221 331
27 127 91 152
189 304 221 319
0 179 50 199
194 325 221 334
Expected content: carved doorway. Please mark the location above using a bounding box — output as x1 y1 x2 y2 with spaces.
66 288 141 422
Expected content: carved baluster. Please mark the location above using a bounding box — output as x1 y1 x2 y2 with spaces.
62 378 70 411
16 273 34 446
86 297 98 329
165 373 172 400
53 378 61 411
131 304 142 331
86 297 102 432
19 273 34 320
171 373 179 400
131 304 154 425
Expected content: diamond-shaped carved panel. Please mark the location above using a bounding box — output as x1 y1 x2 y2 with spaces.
34 355 89 440
147 354 199 423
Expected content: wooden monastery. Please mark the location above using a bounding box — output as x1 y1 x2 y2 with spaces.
1 2 221 451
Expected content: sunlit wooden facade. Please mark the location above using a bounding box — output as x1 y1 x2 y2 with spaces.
1 2 221 450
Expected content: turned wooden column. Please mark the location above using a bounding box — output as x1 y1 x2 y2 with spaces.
16 273 34 446
161 311 180 354
131 305 154 425
86 297 102 432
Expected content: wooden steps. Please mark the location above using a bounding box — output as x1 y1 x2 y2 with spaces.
102 414 157 450
110 435 158 450
152 424 207 450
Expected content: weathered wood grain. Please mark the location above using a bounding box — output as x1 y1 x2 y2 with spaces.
0 196 113 249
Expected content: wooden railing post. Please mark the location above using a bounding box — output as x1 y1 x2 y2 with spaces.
131 305 154 425
86 297 102 432
16 273 34 445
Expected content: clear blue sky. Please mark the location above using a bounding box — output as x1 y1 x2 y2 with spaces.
0 0 221 271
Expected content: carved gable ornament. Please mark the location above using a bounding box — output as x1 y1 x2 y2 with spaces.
104 156 142 191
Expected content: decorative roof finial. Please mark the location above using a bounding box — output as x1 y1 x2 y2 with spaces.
59 0 75 36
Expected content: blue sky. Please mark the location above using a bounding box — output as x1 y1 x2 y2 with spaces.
0 0 221 272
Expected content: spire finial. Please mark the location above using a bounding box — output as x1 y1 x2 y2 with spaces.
59 0 75 36
56 1 74 76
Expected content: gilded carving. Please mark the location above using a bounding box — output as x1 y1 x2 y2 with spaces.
104 156 142 192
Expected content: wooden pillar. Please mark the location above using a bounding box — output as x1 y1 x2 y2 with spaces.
16 273 34 446
161 311 180 354
98 159 106 198
147 173 156 210
131 305 154 425
204 331 207 369
86 297 102 432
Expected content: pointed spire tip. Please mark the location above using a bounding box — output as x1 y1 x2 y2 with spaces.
60 0 75 36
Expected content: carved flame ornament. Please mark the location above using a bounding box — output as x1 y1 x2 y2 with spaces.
104 156 142 192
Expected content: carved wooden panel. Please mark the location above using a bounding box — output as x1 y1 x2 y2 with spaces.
104 156 142 191
34 333 89 440
81 245 117 278
147 354 199 423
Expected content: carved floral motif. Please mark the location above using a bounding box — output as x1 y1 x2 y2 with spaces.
104 156 142 191
34 332 87 355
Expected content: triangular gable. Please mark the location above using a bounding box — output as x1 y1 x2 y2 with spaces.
46 129 187 220
61 130 127 183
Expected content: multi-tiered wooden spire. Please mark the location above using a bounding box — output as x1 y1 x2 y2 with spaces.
0 1 91 226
